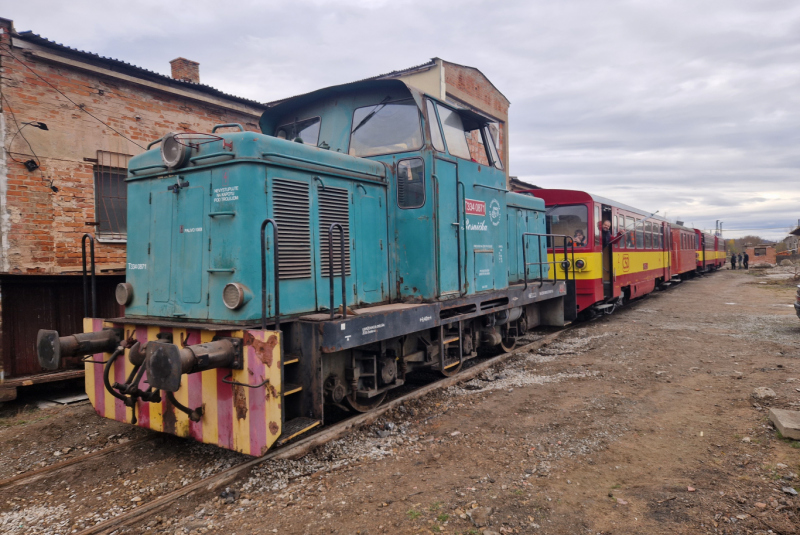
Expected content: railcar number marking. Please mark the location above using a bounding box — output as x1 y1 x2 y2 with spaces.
128 263 147 270
465 198 486 216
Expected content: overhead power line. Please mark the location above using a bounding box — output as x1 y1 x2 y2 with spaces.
0 43 145 150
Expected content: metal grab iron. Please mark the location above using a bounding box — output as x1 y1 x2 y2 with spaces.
145 338 243 392
36 327 123 370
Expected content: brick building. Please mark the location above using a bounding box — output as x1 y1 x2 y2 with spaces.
0 17 266 391
0 16 510 396
745 245 777 265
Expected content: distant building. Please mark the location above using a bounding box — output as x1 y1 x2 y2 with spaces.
745 245 777 265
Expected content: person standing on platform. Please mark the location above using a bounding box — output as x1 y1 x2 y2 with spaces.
743 251 749 270
730 254 737 270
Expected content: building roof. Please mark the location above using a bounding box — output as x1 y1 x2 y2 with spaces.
13 30 267 109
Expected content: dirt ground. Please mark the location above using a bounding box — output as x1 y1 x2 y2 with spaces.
2 269 800 535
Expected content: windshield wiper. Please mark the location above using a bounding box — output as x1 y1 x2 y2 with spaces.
350 96 392 136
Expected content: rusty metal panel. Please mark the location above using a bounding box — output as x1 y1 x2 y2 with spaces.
1 275 123 378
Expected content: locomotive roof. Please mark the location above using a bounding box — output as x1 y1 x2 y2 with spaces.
259 78 492 136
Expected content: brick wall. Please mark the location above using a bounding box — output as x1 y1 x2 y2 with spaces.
0 20 265 274
442 61 509 172
746 246 777 265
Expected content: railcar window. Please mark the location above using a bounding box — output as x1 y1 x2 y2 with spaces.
396 158 425 209
626 217 635 248
275 117 321 146
546 205 589 248
349 100 423 157
594 205 601 246
613 215 619 249
636 220 644 250
645 222 652 249
426 100 445 152
435 104 472 160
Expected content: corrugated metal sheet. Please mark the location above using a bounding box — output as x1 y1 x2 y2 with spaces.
1 275 123 378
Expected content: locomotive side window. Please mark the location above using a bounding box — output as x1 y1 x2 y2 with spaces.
426 100 446 152
275 117 321 146
482 125 504 170
546 205 588 248
349 100 423 157
396 158 425 209
435 104 471 160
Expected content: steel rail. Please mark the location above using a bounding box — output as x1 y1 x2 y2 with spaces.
0 435 155 490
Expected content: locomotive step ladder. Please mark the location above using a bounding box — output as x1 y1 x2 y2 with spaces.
260 219 321 448
278 352 321 446
437 321 464 373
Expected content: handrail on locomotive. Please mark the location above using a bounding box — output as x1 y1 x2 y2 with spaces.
521 233 576 289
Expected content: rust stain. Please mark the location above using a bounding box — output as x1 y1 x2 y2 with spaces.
243 331 277 367
233 385 248 420
162 399 177 435
269 421 279 435
267 384 278 401
260 444 270 456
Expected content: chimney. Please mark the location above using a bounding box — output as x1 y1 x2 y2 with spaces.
170 58 200 83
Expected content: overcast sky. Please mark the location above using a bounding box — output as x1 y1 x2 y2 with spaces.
6 0 800 239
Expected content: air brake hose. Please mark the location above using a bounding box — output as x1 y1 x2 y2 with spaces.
102 347 127 402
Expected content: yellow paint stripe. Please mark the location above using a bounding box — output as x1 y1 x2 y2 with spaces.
83 318 96 408
231 330 250 454
283 420 320 443
147 326 163 433
172 328 190 437
200 330 218 447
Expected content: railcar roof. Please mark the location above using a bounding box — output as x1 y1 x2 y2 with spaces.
528 189 667 222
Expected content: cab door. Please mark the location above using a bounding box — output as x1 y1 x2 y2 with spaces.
435 157 461 297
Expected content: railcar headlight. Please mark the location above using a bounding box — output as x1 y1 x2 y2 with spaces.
223 283 251 310
115 282 134 306
560 260 571 270
575 259 586 270
161 132 191 169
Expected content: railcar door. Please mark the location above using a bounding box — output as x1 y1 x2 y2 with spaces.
434 157 461 297
599 204 613 300
354 184 389 304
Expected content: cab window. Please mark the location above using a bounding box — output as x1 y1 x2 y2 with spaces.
546 205 588 248
426 100 445 152
349 100 423 157
396 158 425 209
275 117 321 146
435 104 471 160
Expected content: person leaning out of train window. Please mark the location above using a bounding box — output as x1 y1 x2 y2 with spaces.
573 229 587 247
601 219 622 249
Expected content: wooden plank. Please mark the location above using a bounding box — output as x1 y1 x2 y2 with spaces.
2 369 85 388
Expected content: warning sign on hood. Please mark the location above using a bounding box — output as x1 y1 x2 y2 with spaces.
465 198 486 216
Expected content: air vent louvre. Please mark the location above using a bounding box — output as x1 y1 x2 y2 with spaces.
273 178 311 279
319 187 351 276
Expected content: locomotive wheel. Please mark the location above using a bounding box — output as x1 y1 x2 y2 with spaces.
345 391 387 412
499 336 517 352
439 359 462 377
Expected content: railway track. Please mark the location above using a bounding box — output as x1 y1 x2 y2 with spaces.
73 326 571 535
0 435 156 490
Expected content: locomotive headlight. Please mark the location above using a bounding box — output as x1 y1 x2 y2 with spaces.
560 260 571 271
115 282 134 306
575 259 586 270
161 132 191 169
222 283 252 310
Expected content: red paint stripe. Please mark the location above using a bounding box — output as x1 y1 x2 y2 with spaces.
92 319 106 417
185 330 203 441
134 326 150 429
217 368 233 450
247 340 267 455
